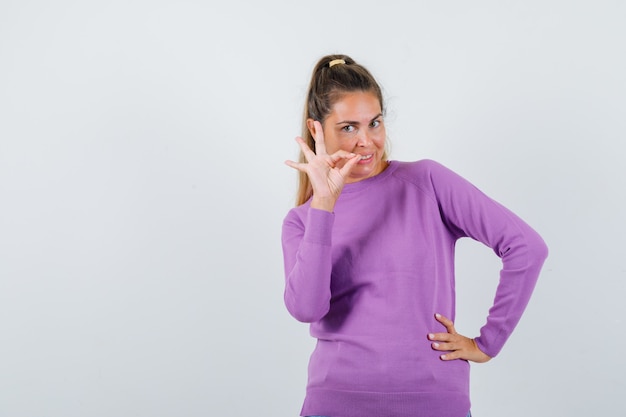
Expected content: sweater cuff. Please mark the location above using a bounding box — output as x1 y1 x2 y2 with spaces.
473 335 500 359
302 208 335 246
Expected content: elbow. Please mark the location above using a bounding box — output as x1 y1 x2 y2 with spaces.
530 232 549 264
501 229 549 273
284 295 330 323
518 232 549 280
291 310 328 323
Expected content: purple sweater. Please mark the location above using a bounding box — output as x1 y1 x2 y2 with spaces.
281 160 548 417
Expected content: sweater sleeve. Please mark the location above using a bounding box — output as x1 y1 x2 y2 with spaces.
425 160 548 358
281 207 335 323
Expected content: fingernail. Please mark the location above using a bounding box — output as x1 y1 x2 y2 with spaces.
428 333 434 340
432 343 440 348
441 354 447 360
435 313 441 318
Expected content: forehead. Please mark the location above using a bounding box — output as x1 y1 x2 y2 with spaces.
329 91 382 120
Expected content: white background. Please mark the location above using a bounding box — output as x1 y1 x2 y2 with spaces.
1 1 624 416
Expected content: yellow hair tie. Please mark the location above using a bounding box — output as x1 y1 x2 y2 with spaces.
329 59 346 67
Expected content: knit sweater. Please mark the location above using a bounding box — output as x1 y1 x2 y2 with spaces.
281 160 548 417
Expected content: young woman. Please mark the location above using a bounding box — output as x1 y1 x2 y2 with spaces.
282 54 548 417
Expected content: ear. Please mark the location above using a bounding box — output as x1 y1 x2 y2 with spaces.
306 118 317 137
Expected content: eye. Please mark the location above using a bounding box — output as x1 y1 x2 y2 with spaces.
370 119 381 128
341 125 356 133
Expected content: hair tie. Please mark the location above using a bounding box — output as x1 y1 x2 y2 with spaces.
328 59 346 67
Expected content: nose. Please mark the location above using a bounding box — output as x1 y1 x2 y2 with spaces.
355 131 372 147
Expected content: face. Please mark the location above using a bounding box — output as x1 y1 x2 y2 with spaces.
309 91 387 184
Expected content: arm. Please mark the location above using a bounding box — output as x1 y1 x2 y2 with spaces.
282 121 360 322
282 208 334 322
426 160 548 359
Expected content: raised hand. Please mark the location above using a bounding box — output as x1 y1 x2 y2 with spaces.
285 120 361 212
428 313 492 363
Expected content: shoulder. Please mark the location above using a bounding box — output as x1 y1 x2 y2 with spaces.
393 159 449 176
391 159 456 190
391 159 482 205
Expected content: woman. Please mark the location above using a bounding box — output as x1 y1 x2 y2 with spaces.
281 54 548 417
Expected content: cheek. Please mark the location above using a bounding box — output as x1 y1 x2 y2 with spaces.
342 140 359 152
373 136 386 150
371 127 386 150
327 137 358 154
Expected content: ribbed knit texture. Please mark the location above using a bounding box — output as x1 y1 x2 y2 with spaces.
282 160 548 417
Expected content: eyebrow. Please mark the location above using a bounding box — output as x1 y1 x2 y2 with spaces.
335 113 383 125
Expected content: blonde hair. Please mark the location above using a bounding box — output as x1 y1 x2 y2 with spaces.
295 54 387 206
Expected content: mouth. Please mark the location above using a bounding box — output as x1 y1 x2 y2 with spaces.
355 153 375 166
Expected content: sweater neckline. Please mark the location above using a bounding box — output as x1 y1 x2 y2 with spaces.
341 160 398 193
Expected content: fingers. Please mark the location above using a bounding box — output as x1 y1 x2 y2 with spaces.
294 136 316 162
428 330 460 350
438 350 464 361
433 337 491 363
427 313 491 363
428 333 462 353
285 135 330 171
428 332 472 360
434 313 456 334
286 135 357 173
285 138 312 172
311 120 327 155
336 153 360 178
428 313 459 359
329 150 357 164
284 159 305 172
